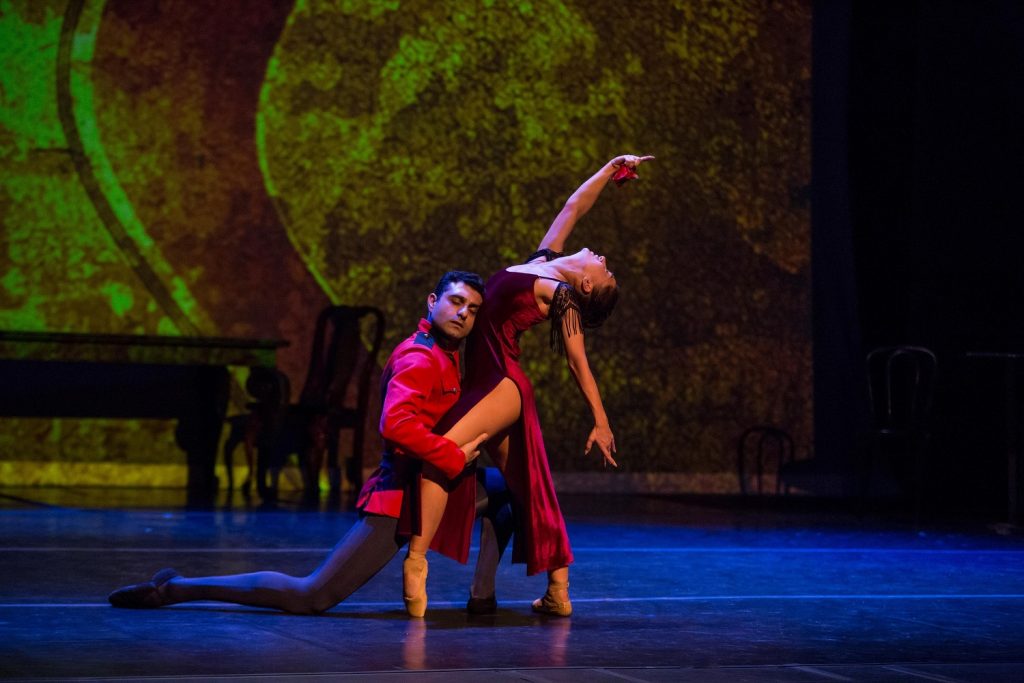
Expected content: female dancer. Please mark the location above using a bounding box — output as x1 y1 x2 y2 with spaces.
401 154 654 618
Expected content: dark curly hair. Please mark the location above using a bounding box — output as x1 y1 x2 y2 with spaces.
432 270 485 299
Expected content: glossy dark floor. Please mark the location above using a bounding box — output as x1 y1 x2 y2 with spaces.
2 488 1024 682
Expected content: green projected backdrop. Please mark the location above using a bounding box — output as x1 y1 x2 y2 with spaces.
0 0 811 492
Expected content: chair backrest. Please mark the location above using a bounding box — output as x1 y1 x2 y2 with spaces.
299 306 386 414
865 346 938 433
245 366 291 407
736 425 795 495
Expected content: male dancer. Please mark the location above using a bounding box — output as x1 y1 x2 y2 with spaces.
109 271 511 615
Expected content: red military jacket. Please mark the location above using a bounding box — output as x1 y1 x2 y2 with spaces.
356 318 466 518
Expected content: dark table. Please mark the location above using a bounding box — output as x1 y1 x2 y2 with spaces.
966 351 1024 528
0 331 286 505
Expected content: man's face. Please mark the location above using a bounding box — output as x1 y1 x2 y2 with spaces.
427 281 483 341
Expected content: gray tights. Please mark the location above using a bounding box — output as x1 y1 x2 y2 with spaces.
163 470 512 614
164 514 403 614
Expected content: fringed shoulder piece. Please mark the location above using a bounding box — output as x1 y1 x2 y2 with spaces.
549 282 583 354
525 248 564 263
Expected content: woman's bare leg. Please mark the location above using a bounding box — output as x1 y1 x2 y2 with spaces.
548 567 569 599
403 379 522 615
407 378 522 555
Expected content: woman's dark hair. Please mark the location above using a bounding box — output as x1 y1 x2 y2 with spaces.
548 280 620 352
433 270 485 299
580 281 620 328
528 248 621 351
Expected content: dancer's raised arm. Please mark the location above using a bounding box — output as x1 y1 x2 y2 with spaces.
537 154 654 254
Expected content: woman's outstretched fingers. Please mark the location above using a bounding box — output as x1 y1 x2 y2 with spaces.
586 425 617 467
614 154 656 168
602 441 618 468
628 155 655 167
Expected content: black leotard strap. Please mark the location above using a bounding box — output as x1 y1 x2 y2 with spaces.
524 248 564 263
547 281 582 354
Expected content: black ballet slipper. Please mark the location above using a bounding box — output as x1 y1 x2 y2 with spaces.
107 568 179 609
466 593 498 615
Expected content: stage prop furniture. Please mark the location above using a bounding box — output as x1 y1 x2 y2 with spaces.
221 366 291 496
737 425 797 495
0 330 286 506
231 306 385 504
862 345 938 526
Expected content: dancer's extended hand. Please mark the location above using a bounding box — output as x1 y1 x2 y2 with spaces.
585 424 618 468
461 432 489 464
610 154 655 169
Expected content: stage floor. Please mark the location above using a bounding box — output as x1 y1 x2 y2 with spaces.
2 488 1023 682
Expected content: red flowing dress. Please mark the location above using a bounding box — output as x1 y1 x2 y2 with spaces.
430 268 574 576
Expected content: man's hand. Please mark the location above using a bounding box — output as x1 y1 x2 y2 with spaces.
585 424 618 468
461 432 489 464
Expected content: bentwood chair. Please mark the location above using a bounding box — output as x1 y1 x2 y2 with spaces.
862 345 938 525
737 425 797 495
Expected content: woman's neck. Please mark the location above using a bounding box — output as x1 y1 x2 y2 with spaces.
544 261 581 289
507 260 580 288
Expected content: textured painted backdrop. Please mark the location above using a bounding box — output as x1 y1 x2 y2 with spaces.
0 0 811 490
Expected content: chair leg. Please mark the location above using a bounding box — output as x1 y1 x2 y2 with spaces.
255 446 272 502
222 434 239 492
857 437 877 517
326 432 341 507
268 467 282 503
222 414 253 492
240 437 255 496
348 424 366 496
302 444 325 504
912 437 927 529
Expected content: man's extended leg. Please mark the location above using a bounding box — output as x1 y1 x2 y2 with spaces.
110 514 404 614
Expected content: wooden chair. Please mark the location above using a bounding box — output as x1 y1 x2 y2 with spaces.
222 366 291 496
293 306 385 502
737 425 796 495
862 345 938 525
224 306 385 504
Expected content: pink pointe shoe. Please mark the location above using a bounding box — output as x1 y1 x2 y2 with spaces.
403 554 428 618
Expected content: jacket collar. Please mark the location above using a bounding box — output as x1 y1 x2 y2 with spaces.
416 318 460 361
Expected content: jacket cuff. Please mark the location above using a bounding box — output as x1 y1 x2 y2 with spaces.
437 441 467 479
